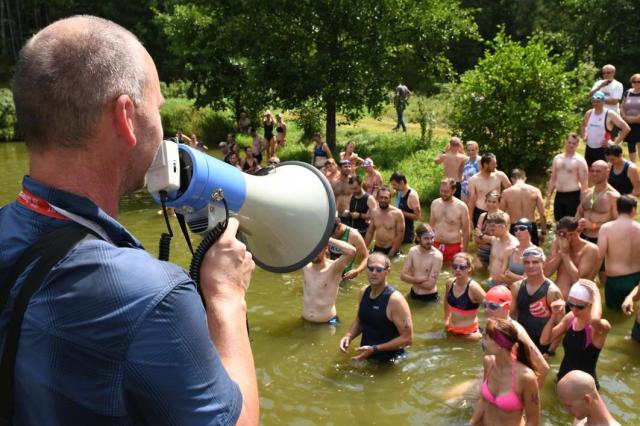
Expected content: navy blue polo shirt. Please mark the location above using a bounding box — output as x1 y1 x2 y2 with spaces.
0 177 242 425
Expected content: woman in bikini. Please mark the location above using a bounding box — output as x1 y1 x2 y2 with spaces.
471 318 540 426
275 113 287 149
339 140 364 165
444 252 486 339
475 191 510 269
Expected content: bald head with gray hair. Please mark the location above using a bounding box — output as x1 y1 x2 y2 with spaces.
13 15 147 151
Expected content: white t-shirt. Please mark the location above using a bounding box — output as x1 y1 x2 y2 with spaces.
592 79 624 113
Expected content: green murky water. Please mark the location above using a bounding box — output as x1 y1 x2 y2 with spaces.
2 142 639 425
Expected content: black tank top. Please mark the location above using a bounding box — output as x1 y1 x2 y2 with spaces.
557 318 601 387
397 189 415 244
447 280 480 311
346 193 371 234
516 279 552 349
359 285 404 361
608 161 633 195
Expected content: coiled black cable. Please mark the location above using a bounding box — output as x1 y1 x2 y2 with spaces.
158 191 172 261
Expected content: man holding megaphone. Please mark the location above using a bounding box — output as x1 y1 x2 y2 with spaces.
0 16 259 425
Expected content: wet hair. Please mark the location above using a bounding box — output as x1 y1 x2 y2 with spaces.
605 144 623 158
390 171 407 184
414 223 434 244
480 153 496 167
486 211 507 225
511 168 526 180
348 174 363 185
452 252 474 272
556 216 579 231
617 195 637 215
13 16 146 151
485 318 537 374
485 190 501 201
441 177 457 190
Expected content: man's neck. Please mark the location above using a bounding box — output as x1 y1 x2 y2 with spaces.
481 169 492 177
586 401 617 426
369 282 387 297
594 182 608 192
525 274 545 286
564 150 576 157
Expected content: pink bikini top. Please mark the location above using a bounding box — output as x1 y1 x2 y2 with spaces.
481 361 524 412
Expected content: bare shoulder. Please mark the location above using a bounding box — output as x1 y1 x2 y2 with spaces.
432 248 444 262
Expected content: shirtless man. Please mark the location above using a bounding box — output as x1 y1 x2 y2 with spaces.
598 195 640 311
365 186 405 257
544 216 600 299
435 137 468 198
481 212 519 288
390 171 421 244
546 132 589 221
401 223 443 302
334 160 353 215
302 238 356 323
557 370 621 426
329 218 370 280
501 168 547 246
430 178 470 261
467 153 511 227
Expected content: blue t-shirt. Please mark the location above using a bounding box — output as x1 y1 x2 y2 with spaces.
0 177 242 425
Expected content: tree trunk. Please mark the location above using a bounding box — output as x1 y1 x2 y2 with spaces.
325 97 336 150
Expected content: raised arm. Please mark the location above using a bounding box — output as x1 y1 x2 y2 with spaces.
328 237 357 274
343 234 370 280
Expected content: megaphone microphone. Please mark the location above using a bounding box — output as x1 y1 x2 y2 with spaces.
147 140 336 273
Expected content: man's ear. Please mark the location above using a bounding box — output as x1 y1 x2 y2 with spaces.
113 94 137 146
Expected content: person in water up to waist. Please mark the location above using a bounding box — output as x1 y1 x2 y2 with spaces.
390 171 421 245
401 223 443 303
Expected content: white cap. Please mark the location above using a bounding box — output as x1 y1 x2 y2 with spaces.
568 282 593 303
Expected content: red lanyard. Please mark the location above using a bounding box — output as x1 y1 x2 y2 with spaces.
16 189 69 220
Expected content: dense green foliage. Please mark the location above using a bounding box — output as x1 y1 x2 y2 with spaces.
160 98 234 144
449 32 588 173
0 88 16 141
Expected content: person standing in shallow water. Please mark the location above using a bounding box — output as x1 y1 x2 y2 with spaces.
401 223 443 303
444 252 485 339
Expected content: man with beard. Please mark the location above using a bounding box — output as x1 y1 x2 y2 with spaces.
466 153 511 227
435 137 468 198
401 224 444 302
365 186 405 257
430 178 470 261
544 216 600 300
334 160 353 215
342 174 378 237
390 171 422 244
545 132 589 221
501 169 547 245
329 217 370 280
303 238 356 324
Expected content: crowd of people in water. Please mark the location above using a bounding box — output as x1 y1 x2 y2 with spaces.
218 64 640 425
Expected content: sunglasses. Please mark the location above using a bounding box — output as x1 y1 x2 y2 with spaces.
567 302 588 310
482 301 507 311
513 225 529 232
452 263 468 271
367 266 387 273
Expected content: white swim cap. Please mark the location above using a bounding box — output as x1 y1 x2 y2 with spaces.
568 282 593 303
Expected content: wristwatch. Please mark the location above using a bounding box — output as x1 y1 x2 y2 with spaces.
372 345 379 354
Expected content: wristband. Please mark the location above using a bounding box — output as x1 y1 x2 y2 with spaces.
372 345 379 354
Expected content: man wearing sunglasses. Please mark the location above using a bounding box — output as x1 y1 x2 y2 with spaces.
544 216 600 300
339 252 413 362
401 224 443 302
501 169 547 245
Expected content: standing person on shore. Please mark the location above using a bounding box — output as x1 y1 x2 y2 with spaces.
263 110 276 158
362 158 382 198
393 81 412 132
1 16 258 424
435 137 468 198
312 132 333 169
597 195 640 311
340 140 364 165
461 141 480 203
339 252 413 362
342 174 377 237
430 178 470 261
275 113 287 149
545 132 589 221
470 318 540 426
590 64 624 113
501 169 547 246
581 91 630 167
250 127 266 164
444 253 485 339
365 186 405 257
557 370 621 426
401 223 443 303
390 171 421 245
620 73 640 162
605 144 640 196
467 153 511 228
322 158 340 183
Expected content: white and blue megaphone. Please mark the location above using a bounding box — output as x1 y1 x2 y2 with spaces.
146 140 336 272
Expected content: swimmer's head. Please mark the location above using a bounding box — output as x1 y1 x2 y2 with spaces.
414 223 435 248
451 252 474 275
440 178 456 200
557 370 599 421
484 286 512 318
367 252 391 285
513 218 532 237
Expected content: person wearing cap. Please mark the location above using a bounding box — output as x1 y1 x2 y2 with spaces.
580 90 629 167
622 282 640 343
444 252 485 338
401 223 443 302
466 153 511 228
482 212 518 288
501 169 547 246
334 159 354 217
545 132 589 222
483 286 549 387
510 246 563 354
303 237 356 324
590 64 624 114
557 370 620 426
541 280 610 388
435 137 468 199
605 144 640 196
343 174 377 237
598 195 640 311
544 216 600 300
329 217 369 280
461 141 480 202
500 218 536 286
365 186 405 257
430 178 470 261
362 157 382 198
390 171 422 244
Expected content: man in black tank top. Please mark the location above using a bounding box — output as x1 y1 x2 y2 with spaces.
343 175 378 236
390 172 422 244
606 144 640 195
339 252 413 362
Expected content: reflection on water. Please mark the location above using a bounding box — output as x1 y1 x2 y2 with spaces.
2 142 639 425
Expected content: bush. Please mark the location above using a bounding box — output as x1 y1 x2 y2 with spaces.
160 97 198 137
449 31 582 174
293 100 325 140
195 107 235 145
0 88 16 141
160 97 235 145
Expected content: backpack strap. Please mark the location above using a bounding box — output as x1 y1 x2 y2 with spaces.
0 224 99 422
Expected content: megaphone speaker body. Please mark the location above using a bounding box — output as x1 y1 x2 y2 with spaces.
162 145 337 273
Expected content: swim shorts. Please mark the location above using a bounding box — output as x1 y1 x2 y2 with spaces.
554 190 581 222
409 288 439 303
632 320 640 343
605 272 640 311
372 245 392 255
435 241 463 262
